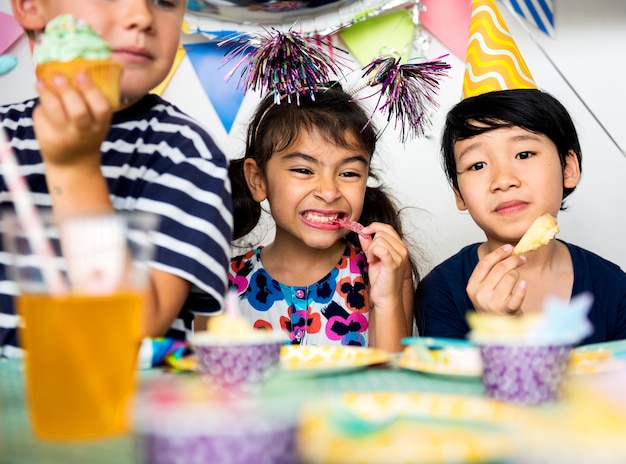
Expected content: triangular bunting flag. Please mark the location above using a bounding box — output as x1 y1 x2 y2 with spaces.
339 11 414 66
501 0 555 37
463 0 536 99
184 42 246 134
0 12 24 54
151 44 186 96
420 0 472 59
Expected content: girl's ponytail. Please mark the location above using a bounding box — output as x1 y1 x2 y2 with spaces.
359 186 405 234
228 157 261 240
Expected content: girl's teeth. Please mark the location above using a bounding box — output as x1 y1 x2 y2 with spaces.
304 213 338 223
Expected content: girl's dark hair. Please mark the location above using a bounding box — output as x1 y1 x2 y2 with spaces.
441 89 582 208
230 82 375 240
232 82 385 239
229 82 421 290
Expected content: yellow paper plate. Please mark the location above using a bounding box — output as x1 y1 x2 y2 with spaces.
297 391 531 464
569 348 626 375
280 345 391 373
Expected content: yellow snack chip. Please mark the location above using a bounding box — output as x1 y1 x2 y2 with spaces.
467 312 542 337
513 213 559 256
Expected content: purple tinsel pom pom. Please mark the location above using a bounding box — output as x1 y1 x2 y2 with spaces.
357 55 451 141
219 28 347 104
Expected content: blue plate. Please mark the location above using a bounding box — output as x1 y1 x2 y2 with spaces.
575 339 626 358
401 337 476 350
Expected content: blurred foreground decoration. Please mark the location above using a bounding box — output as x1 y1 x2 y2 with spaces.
0 55 18 76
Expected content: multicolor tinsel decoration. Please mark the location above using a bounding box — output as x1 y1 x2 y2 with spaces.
150 337 195 371
219 28 348 104
219 25 451 141
356 55 451 141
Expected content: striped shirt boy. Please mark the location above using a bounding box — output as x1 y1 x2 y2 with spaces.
0 94 232 357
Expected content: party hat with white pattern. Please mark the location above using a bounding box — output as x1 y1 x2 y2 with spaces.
463 0 536 99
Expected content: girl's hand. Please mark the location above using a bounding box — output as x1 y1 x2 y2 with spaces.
33 72 113 169
359 222 413 351
359 222 409 308
466 244 527 316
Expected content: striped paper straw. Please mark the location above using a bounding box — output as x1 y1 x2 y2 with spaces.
0 128 67 294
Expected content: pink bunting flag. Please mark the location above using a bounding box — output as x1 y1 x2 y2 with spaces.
0 12 24 54
420 0 472 59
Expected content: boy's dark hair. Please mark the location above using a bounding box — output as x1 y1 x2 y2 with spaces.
229 81 420 282
441 89 582 207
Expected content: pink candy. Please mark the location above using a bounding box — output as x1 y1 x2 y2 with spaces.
334 218 370 238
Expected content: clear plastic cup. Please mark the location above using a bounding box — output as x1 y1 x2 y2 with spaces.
3 212 157 440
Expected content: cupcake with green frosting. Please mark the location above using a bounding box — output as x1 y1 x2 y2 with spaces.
34 14 122 106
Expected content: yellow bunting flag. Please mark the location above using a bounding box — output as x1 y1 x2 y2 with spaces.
462 0 536 99
151 43 186 96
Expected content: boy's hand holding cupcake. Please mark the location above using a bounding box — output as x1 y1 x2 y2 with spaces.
32 14 122 167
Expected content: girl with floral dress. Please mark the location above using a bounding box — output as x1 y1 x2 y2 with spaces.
228 83 420 352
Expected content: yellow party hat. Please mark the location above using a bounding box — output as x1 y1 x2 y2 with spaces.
462 0 536 99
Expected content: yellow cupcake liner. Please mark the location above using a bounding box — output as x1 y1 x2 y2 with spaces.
36 59 123 107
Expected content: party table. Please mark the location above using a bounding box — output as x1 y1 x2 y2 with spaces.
0 356 485 464
2 341 626 464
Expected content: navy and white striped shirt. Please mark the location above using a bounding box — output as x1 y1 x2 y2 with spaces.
0 94 233 357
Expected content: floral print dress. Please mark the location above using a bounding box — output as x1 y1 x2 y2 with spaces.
229 242 370 346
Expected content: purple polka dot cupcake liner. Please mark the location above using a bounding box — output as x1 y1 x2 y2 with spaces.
195 341 283 394
134 376 299 464
478 344 572 405
139 426 298 464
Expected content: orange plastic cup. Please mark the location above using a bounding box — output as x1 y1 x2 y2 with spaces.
18 292 142 439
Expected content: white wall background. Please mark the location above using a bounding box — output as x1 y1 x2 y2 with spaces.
1 0 625 276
